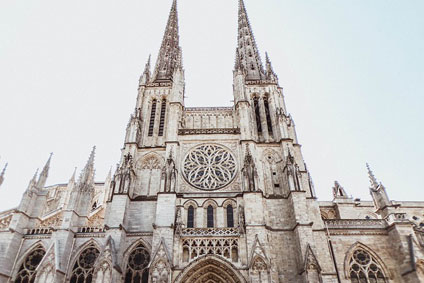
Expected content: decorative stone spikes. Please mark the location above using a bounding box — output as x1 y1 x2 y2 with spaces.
235 0 265 80
332 181 348 198
139 55 151 86
153 0 182 82
77 146 96 192
265 52 278 81
366 163 380 191
37 152 53 189
26 168 39 192
0 162 7 187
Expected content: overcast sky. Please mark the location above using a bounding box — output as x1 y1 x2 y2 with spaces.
0 0 423 211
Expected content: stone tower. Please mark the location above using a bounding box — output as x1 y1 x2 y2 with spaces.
0 1 423 283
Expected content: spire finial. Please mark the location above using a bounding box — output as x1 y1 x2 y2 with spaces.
78 146 96 187
235 0 265 80
37 153 53 188
366 163 379 188
152 0 182 82
0 162 7 187
333 180 348 198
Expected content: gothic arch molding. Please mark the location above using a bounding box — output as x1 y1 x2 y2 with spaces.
183 199 200 208
344 242 391 280
174 255 247 283
136 152 164 170
13 241 47 282
67 239 101 282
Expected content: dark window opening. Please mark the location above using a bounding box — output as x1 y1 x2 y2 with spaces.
187 206 194 228
227 205 234 228
158 99 166 136
253 97 262 134
264 98 273 136
207 205 214 228
148 100 157 137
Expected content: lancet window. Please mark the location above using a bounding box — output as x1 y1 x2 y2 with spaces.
125 243 150 283
348 248 387 283
14 246 45 283
187 205 194 228
253 97 262 135
264 97 273 136
207 205 214 228
70 245 100 283
158 99 166 136
148 99 157 137
227 205 234 228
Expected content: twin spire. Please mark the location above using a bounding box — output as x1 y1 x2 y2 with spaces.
146 0 275 83
152 0 182 82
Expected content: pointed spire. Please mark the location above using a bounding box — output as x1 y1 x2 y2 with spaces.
139 55 151 86
153 0 182 82
235 0 265 80
37 153 53 188
366 163 379 190
78 147 96 191
265 52 277 81
26 168 39 192
0 162 7 187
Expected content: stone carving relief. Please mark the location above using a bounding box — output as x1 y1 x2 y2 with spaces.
135 153 163 196
150 239 171 283
162 152 177 193
182 144 237 191
242 146 258 192
112 153 136 195
39 212 63 228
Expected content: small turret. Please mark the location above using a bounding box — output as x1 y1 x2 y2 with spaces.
265 52 278 82
36 153 52 189
367 163 391 211
0 162 7 188
139 55 151 86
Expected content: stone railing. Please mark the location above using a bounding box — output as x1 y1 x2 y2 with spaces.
385 213 410 223
415 229 424 247
26 228 53 235
181 227 239 237
178 128 240 135
324 219 387 229
77 226 105 233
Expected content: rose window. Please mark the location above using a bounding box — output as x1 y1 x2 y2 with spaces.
183 144 237 190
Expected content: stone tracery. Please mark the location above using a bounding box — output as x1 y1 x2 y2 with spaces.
183 144 237 190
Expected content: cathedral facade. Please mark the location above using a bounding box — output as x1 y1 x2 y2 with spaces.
0 1 423 282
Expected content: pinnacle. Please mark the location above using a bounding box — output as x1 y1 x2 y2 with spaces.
153 0 181 82
40 152 53 177
366 163 379 188
235 0 265 80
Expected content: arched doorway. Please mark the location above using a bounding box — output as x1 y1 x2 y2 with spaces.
175 255 246 283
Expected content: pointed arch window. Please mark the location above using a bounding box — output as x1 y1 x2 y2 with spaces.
148 99 157 137
264 97 273 136
15 246 45 283
187 205 194 228
125 243 150 283
158 99 166 137
227 205 234 228
70 245 100 283
253 97 262 135
348 248 387 283
207 205 214 228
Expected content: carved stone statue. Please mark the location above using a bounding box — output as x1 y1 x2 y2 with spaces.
163 152 177 193
238 205 246 234
242 146 257 192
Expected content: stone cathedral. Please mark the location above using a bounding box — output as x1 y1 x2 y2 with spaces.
1 1 424 282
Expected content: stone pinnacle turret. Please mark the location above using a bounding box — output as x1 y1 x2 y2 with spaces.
152 0 182 82
234 0 265 80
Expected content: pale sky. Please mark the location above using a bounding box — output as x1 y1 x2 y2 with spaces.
0 0 423 211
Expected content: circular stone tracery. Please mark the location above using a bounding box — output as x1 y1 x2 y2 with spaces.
183 144 237 190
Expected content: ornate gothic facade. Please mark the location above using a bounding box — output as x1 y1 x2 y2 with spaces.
1 1 423 282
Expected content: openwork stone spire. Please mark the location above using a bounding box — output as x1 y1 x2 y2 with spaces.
78 146 96 192
366 163 379 190
37 153 52 189
153 0 182 82
235 0 265 80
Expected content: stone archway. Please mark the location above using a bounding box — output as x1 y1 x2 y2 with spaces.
175 255 247 283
